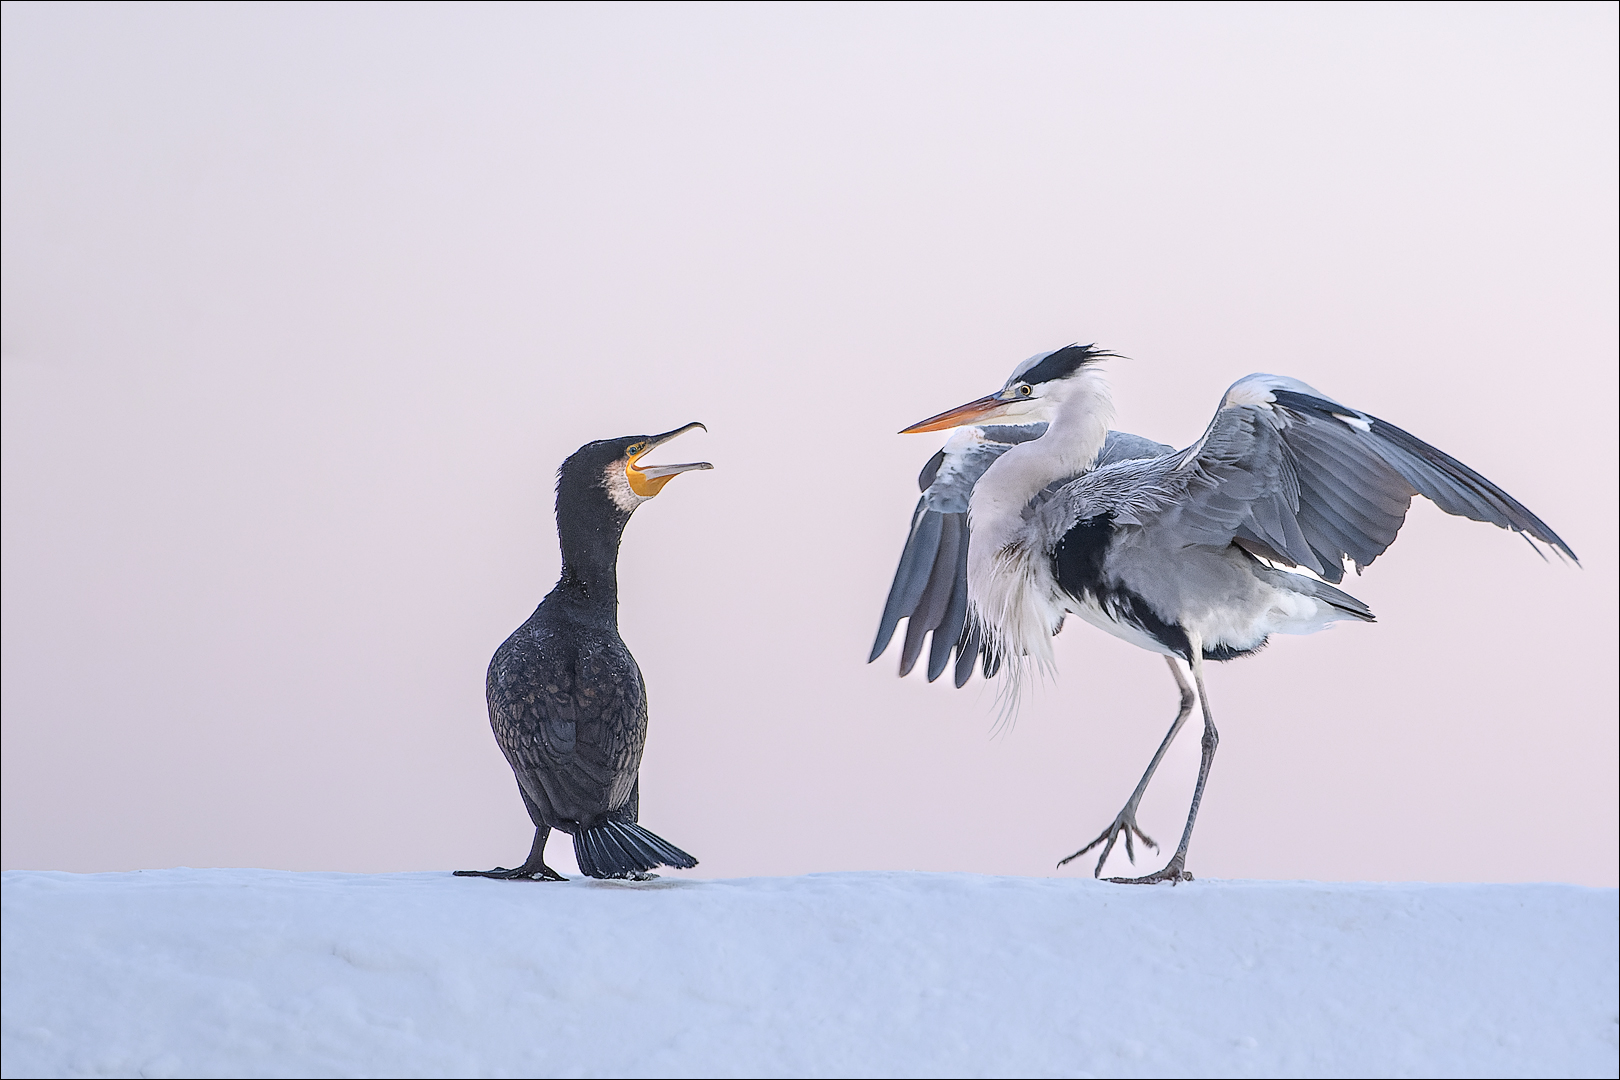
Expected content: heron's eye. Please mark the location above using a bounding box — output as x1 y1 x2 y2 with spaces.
1018 384 1033 397
627 442 646 457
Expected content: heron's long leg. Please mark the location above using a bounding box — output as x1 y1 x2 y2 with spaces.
1059 656 1196 876
1110 633 1219 885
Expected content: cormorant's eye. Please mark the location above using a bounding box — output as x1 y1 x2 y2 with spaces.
627 442 646 457
1018 384 1033 397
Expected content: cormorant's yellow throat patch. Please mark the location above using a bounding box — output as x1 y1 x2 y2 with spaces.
626 445 676 498
620 424 711 498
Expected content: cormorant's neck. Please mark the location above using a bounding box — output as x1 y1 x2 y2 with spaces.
548 503 633 622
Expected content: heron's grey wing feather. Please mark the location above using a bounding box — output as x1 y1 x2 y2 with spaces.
872 426 1044 669
1242 449 1314 567
1289 423 1415 525
1096 430 1174 467
1140 408 1334 572
869 499 933 661
1285 430 1413 575
1293 500 1367 582
1272 389 1576 561
952 609 982 687
1047 374 1573 583
901 511 963 676
927 522 972 681
917 449 947 491
1154 385 1428 578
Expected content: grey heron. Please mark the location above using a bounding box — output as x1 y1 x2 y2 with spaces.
457 424 711 881
872 345 1575 884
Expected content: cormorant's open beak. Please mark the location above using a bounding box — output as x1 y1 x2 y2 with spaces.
627 422 713 497
900 393 1019 434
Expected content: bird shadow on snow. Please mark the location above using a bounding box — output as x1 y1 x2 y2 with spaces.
445 871 703 892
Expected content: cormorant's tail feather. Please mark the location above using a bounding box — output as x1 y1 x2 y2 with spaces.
573 820 698 879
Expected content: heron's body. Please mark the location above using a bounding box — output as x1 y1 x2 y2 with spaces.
875 345 1574 883
1053 502 1368 661
458 426 710 882
976 426 1377 679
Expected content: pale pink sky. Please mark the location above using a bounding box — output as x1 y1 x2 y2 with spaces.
3 3 1615 886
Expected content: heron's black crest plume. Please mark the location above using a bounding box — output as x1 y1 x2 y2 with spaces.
1020 343 1119 386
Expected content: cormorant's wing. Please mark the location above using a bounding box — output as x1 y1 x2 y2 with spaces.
872 425 1172 686
487 639 647 823
1045 374 1575 584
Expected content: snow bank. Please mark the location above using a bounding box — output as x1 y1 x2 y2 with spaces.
2 869 1615 1078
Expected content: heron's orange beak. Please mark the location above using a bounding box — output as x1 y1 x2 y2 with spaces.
900 394 1018 434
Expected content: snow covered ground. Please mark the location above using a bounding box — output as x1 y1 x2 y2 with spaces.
2 869 1615 1079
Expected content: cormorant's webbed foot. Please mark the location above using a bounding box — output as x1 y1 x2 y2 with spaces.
1106 854 1193 885
454 826 566 881
1058 807 1158 878
453 863 566 882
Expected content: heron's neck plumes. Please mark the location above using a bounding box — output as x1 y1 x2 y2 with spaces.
973 369 1115 525
966 367 1115 694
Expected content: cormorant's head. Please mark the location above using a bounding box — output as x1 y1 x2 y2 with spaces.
558 422 713 518
899 344 1118 433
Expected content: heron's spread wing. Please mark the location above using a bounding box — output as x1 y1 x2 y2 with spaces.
1048 374 1576 584
872 425 1172 685
870 425 1035 684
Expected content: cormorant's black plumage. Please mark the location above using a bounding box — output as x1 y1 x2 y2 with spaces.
456 431 704 881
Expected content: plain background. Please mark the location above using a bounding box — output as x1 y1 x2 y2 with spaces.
3 2 1615 886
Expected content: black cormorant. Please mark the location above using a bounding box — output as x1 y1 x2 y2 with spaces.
456 423 711 881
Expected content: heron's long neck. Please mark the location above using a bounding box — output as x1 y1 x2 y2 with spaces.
971 371 1115 536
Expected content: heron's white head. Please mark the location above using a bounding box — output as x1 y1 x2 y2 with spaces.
899 344 1118 434
901 345 1121 709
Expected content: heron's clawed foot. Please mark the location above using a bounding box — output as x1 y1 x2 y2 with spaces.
1106 854 1193 885
453 864 567 882
1058 807 1158 878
